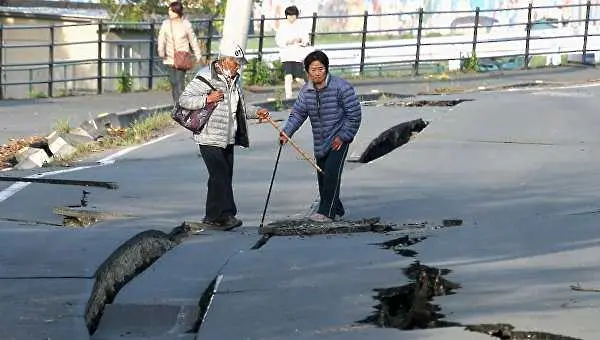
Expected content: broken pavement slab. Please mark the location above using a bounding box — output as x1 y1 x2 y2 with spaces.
197 233 416 339
92 232 257 339
0 221 155 340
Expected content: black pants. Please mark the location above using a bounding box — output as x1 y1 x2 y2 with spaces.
316 143 349 218
199 144 237 222
282 61 305 79
168 66 187 104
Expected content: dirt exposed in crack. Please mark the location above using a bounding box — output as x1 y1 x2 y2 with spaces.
374 235 428 258
259 217 394 236
85 223 192 335
359 261 461 330
362 227 582 340
350 118 429 164
362 98 472 107
54 206 134 228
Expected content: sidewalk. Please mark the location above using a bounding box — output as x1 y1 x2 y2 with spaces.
1 65 599 145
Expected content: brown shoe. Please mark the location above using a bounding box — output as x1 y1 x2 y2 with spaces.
217 216 243 230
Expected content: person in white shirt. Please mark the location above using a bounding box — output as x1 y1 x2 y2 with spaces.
275 6 311 99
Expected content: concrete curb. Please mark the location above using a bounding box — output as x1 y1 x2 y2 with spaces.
12 104 174 170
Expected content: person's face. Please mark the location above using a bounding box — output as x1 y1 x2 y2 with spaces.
307 60 327 85
220 57 240 78
168 8 180 19
286 14 297 23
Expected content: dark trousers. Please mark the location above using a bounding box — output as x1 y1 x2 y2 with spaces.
316 143 349 218
168 66 187 104
199 144 237 222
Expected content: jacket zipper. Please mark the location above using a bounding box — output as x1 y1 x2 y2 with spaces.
316 89 325 149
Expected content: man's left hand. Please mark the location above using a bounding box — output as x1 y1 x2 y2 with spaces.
331 136 344 151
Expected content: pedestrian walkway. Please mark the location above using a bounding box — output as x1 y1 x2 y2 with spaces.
1 66 599 145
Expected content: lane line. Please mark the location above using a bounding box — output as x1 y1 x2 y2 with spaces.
0 133 177 203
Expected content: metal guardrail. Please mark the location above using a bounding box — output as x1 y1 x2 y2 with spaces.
0 1 598 99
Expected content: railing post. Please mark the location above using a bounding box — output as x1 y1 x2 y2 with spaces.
258 15 265 63
48 23 55 97
524 3 533 70
97 20 103 94
0 23 4 100
29 69 33 95
413 8 424 76
359 11 368 75
148 20 155 90
63 64 67 95
206 18 213 63
583 0 591 59
472 7 480 57
310 12 317 46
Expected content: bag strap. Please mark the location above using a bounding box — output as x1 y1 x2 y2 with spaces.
195 75 216 91
169 20 176 53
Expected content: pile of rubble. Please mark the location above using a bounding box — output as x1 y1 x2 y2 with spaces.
0 136 46 169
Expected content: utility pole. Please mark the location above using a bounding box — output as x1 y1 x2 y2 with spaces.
220 0 254 50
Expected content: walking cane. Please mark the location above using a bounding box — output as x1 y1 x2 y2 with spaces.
259 143 283 229
261 116 324 174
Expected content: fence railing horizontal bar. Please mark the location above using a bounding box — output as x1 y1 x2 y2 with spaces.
102 39 155 44
53 40 98 47
51 22 100 29
2 59 99 69
3 43 51 49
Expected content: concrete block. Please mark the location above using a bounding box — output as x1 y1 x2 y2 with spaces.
14 146 50 169
47 135 77 158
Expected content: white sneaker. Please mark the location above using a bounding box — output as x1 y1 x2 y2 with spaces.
309 213 332 222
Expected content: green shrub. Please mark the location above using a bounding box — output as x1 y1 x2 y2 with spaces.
462 52 479 73
116 70 133 93
243 59 285 86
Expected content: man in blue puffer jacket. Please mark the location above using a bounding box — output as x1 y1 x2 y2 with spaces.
280 50 362 222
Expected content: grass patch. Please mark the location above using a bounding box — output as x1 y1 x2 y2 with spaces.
54 119 71 134
55 112 175 165
29 90 48 99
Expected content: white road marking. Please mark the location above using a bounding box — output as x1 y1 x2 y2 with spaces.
0 132 177 203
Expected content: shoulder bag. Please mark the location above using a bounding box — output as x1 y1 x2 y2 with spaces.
170 20 194 71
171 75 217 133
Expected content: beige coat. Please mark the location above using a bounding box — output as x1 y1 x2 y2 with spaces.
157 18 202 66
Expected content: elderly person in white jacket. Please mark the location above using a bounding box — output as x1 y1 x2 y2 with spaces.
179 41 269 230
275 5 311 99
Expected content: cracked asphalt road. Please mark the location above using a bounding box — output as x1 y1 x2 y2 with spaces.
1 70 600 339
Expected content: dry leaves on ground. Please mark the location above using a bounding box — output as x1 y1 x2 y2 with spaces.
0 136 46 169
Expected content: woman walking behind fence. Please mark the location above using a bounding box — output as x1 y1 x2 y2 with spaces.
158 1 202 104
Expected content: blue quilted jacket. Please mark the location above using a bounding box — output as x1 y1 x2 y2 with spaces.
282 75 362 158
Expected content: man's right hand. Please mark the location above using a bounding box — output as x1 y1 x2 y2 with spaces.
206 90 224 104
279 131 289 145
